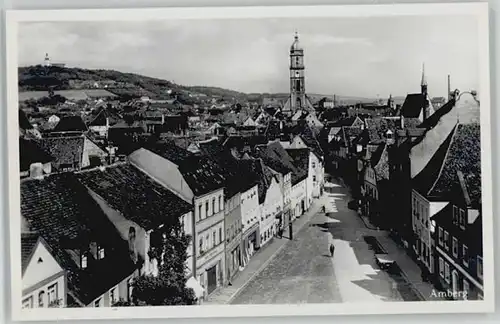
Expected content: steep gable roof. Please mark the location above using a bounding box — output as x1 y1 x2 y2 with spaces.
285 148 310 185
400 93 427 118
21 232 40 273
38 136 84 169
254 141 296 176
53 115 88 132
238 158 275 204
88 108 121 127
142 142 226 196
20 173 136 305
412 125 457 196
289 123 324 158
413 123 480 204
19 138 54 172
77 163 192 230
427 124 481 203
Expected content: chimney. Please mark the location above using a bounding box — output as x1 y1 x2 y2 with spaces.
105 117 110 128
161 114 165 125
385 129 395 146
447 74 451 101
400 115 404 130
29 163 44 179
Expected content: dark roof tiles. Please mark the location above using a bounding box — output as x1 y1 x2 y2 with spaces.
53 115 88 132
39 136 84 169
413 123 481 204
20 173 136 305
286 148 310 185
77 163 192 230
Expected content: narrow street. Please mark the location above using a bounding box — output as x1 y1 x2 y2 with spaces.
231 178 408 304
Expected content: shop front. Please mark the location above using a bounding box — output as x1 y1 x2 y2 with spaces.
240 223 260 267
196 243 225 299
225 236 242 282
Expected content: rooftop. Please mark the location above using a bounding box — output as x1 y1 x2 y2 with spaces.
77 163 193 230
413 123 481 205
20 172 136 305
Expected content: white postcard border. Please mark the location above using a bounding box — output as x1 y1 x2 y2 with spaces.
5 2 494 321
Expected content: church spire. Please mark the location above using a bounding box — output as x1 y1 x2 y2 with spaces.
421 63 428 97
421 63 427 87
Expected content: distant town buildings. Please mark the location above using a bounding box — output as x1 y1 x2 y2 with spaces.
18 39 483 307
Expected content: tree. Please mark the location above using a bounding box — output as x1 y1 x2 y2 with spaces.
131 221 196 306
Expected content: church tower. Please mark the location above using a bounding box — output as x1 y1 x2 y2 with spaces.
421 63 428 97
289 32 307 112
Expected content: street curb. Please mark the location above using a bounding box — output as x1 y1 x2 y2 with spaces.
394 265 427 301
376 238 428 301
226 202 322 304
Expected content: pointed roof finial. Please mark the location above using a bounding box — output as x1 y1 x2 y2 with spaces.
294 30 299 39
421 62 427 86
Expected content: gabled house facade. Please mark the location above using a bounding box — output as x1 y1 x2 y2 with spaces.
286 148 310 220
77 163 194 279
433 174 482 300
22 234 66 308
129 145 226 299
21 173 138 308
260 172 283 247
412 123 480 282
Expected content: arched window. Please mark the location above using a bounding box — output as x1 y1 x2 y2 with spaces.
38 291 45 307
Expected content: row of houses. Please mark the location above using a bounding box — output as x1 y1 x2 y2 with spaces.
20 120 325 307
325 88 483 301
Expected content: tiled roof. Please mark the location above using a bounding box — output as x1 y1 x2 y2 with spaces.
289 123 324 158
88 109 121 127
254 141 296 176
21 232 39 272
180 156 227 196
39 136 84 169
20 173 136 305
209 151 253 198
238 158 274 204
145 141 194 165
222 135 267 150
412 125 457 196
53 116 88 132
330 117 357 127
77 163 192 230
286 148 310 185
264 120 282 139
400 94 426 118
428 124 481 204
143 141 227 196
341 126 363 146
19 138 54 172
199 138 223 156
372 144 390 181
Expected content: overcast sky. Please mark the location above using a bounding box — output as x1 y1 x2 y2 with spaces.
18 16 479 98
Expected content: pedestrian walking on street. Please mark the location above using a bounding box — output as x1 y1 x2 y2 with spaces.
329 243 335 257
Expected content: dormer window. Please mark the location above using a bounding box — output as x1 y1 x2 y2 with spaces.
98 245 105 260
81 253 88 269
